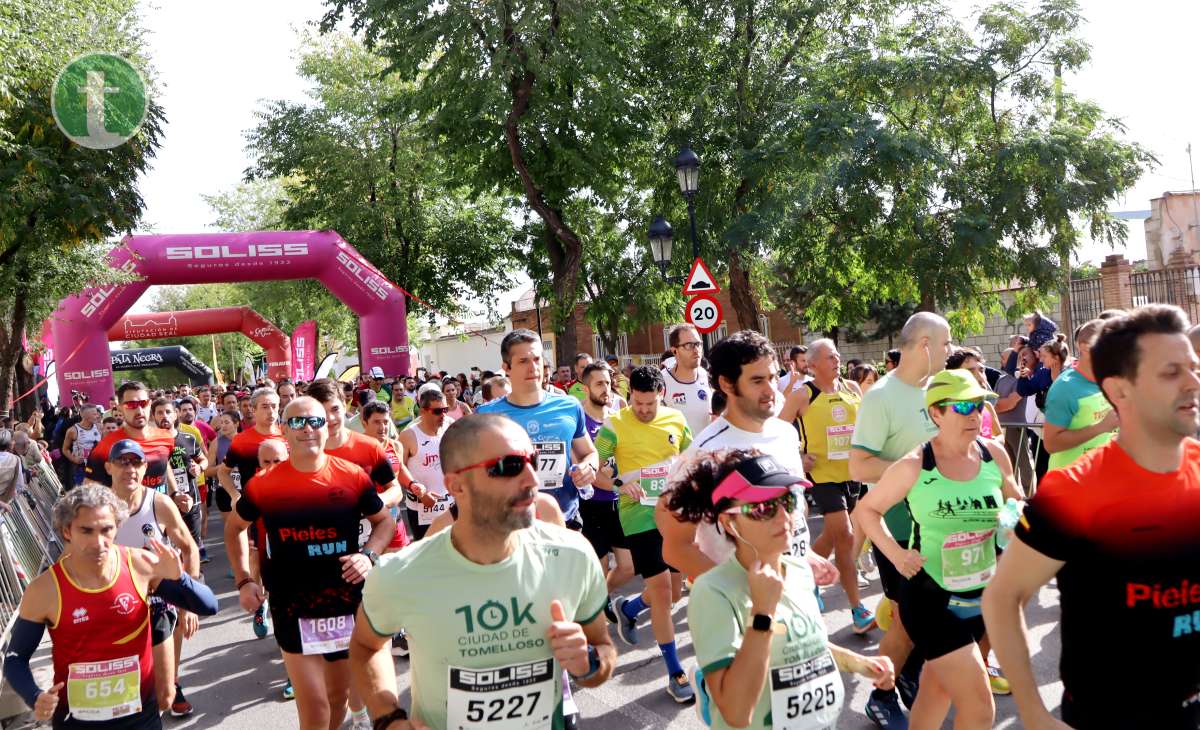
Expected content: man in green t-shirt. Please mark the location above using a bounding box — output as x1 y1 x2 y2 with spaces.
1043 318 1119 470
849 311 949 727
567 353 592 402
349 413 616 730
593 366 694 703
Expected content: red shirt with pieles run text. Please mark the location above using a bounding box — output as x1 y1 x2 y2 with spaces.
1016 438 1200 727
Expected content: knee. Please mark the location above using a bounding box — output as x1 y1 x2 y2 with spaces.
956 692 995 727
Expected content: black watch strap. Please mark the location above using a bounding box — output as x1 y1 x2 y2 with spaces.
751 613 774 632
373 707 407 730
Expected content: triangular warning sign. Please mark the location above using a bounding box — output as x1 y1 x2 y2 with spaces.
683 257 720 295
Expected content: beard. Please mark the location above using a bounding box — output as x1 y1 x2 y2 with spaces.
466 480 536 533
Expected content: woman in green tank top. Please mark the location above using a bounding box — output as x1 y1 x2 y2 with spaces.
856 369 1024 730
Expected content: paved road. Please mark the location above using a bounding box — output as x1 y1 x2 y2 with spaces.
21 512 1065 729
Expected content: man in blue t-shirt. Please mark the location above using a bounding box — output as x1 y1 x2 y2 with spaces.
477 330 600 525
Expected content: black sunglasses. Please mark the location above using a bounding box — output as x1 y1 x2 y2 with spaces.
453 452 537 478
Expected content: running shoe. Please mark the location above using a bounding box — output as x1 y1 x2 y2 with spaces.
851 604 878 634
169 685 193 717
865 688 909 729
689 667 712 726
896 662 920 710
857 570 871 588
253 604 270 639
351 709 372 730
281 680 294 701
391 631 410 658
199 545 210 564
614 596 639 646
666 672 695 704
603 596 618 624
987 665 1011 695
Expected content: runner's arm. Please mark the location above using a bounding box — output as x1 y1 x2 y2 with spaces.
655 496 716 577
533 493 566 527
848 446 894 485
349 604 405 722
981 537 1065 730
775 386 811 425
154 492 199 578
62 428 79 464
361 505 395 558
570 434 599 485
3 574 56 707
223 508 255 585
216 462 239 506
203 439 221 479
574 614 617 689
984 440 1025 501
853 452 921 568
1041 415 1117 454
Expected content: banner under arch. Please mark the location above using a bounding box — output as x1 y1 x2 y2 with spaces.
49 231 409 403
109 306 291 382
110 346 215 386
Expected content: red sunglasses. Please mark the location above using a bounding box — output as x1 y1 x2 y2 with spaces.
452 452 536 478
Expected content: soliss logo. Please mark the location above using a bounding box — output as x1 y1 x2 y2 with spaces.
164 243 309 260
336 251 389 301
370 346 409 355
81 259 139 316
64 368 111 380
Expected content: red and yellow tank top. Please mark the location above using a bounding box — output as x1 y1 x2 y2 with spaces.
48 546 154 723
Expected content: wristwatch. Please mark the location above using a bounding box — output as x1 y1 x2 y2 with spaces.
751 613 774 632
569 644 601 681
360 548 380 566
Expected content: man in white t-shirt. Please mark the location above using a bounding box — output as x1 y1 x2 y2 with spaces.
777 345 811 394
660 323 712 437
656 330 836 584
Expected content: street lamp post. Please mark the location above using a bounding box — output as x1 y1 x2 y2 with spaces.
674 147 701 262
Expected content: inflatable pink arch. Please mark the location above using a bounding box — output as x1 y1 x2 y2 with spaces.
108 306 292 382
50 231 409 403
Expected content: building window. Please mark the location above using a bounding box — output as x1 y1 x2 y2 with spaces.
758 314 770 339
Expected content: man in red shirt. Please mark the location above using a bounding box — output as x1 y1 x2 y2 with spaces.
84 382 182 508
984 304 1200 729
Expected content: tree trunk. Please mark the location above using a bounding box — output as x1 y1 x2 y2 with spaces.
727 251 760 331
918 289 936 312
0 289 29 418
14 348 36 422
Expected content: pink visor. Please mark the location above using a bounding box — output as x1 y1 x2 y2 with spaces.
711 455 812 505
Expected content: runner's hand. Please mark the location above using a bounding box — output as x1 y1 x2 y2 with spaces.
747 560 785 616
173 492 194 515
188 462 200 478
896 549 926 579
569 463 597 487
545 600 590 676
860 655 895 690
33 682 63 721
340 553 372 584
807 552 839 587
618 481 646 502
801 453 816 472
144 539 183 581
180 609 199 639
419 492 438 509
238 581 265 613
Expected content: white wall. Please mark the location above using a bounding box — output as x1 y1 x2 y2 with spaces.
416 331 509 375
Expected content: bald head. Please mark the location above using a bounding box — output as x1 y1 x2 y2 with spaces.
897 312 950 350
1074 318 1106 350
257 439 288 467
282 395 323 420
440 413 529 474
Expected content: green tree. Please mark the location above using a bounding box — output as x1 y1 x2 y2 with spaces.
244 31 521 323
0 0 164 415
322 1 657 364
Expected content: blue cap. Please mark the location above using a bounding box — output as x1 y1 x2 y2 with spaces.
108 439 145 462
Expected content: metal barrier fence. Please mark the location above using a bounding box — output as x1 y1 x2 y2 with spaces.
0 459 63 663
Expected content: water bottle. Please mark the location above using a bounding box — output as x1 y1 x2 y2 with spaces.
996 498 1021 549
571 464 594 500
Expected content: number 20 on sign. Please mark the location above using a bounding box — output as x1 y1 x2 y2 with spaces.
685 293 723 334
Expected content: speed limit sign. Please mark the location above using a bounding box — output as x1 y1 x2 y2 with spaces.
685 293 723 334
